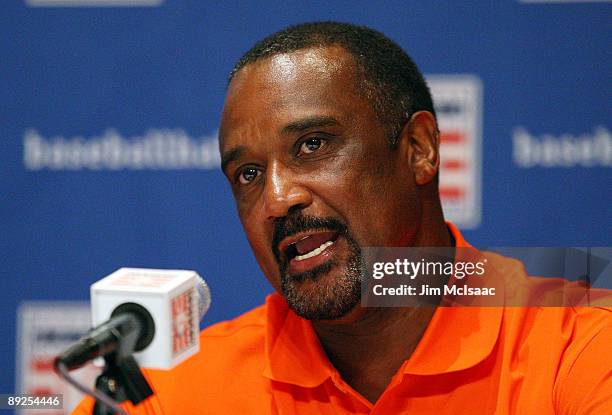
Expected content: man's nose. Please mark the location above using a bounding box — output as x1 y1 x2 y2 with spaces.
263 161 312 219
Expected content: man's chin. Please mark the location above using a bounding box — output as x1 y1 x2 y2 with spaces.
280 261 362 321
283 261 335 284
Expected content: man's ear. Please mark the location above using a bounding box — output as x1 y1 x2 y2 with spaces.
399 111 439 185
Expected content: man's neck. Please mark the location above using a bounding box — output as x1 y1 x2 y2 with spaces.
313 306 436 403
312 219 454 404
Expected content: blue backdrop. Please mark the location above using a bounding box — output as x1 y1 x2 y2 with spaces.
1 0 610 398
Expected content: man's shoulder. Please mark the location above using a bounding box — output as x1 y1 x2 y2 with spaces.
551 306 612 413
200 300 268 340
134 301 274 413
171 300 270 374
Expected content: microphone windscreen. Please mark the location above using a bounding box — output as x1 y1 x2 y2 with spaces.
196 275 211 320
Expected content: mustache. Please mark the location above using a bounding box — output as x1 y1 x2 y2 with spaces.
272 214 348 262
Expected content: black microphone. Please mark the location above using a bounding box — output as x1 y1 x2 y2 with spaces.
54 302 155 371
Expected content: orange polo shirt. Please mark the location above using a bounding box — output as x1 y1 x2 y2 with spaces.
73 224 612 414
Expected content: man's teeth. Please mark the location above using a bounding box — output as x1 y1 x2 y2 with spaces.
294 241 334 261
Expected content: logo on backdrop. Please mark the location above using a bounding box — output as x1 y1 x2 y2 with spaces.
26 0 163 7
428 75 483 230
17 302 97 415
513 126 611 168
23 128 220 170
518 0 612 3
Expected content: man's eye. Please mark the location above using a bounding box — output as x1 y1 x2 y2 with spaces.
238 167 261 185
299 137 324 154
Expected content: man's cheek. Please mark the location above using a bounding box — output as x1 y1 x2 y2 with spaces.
247 239 281 287
244 225 270 252
238 198 266 235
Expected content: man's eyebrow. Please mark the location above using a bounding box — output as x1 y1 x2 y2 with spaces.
221 146 245 173
281 116 339 135
221 117 339 172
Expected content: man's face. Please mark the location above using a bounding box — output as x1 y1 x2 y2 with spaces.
220 46 422 320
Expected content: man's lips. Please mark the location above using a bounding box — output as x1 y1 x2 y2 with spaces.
278 230 339 263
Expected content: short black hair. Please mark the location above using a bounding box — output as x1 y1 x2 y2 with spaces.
229 21 436 146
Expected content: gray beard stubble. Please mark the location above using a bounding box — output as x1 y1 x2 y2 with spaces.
279 234 364 320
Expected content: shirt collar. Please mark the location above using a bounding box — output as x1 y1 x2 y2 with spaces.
262 294 332 387
263 222 504 385
404 222 503 375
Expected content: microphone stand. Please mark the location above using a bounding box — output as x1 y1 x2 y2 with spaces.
93 353 153 415
93 319 154 415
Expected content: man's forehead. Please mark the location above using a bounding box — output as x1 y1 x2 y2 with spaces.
220 46 362 142
226 45 358 101
260 46 352 84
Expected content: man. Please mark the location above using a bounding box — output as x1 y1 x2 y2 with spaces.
74 22 611 414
